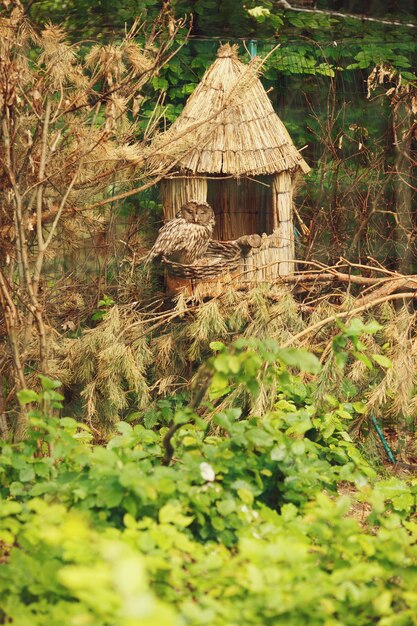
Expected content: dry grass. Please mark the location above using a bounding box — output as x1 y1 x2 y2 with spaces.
41 281 417 446
367 308 417 418
56 306 152 431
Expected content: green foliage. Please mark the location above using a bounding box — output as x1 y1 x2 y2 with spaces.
17 375 65 422
1 343 417 625
92 295 116 322
0 500 175 626
332 319 384 369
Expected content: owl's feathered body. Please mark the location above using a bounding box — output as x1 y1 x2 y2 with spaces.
145 200 215 265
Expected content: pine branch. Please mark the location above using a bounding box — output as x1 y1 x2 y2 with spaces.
282 292 417 349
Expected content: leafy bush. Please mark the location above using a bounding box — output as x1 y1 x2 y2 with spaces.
1 339 417 625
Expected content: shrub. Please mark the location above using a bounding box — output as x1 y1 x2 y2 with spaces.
1 339 416 625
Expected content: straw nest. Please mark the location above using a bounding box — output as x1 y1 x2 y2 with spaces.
152 43 310 177
163 240 241 280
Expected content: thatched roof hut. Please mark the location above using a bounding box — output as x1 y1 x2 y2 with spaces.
154 43 310 288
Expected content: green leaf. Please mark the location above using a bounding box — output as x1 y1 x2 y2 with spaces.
352 402 367 414
43 389 65 402
217 499 236 516
213 354 240 374
17 389 39 405
352 352 374 370
209 372 231 399
210 341 225 351
116 421 133 435
38 374 62 390
324 394 338 407
19 466 35 482
245 428 272 448
0 500 23 517
0 530 15 543
372 591 392 616
271 445 286 461
152 76 169 91
173 408 194 425
392 492 414 512
246 379 260 396
248 6 271 19
97 483 123 508
336 408 353 420
334 350 349 369
276 348 321 374
159 502 194 527
291 440 305 455
371 354 392 369
237 488 254 506
91 311 105 321
125 411 142 423
213 412 232 431
363 320 383 334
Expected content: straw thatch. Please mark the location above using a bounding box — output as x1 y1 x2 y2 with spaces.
155 43 310 178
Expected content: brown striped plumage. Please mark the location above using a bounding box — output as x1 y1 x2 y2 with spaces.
145 200 215 265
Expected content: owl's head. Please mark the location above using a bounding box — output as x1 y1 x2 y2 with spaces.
178 200 215 226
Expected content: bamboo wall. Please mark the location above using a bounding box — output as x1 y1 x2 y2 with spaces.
238 234 290 283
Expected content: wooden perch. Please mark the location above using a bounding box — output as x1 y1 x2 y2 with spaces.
234 233 262 255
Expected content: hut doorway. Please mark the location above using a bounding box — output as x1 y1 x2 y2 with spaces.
207 176 273 241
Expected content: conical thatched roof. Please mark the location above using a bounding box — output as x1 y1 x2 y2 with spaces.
156 43 310 177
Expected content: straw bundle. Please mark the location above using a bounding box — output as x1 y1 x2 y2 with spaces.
161 177 207 220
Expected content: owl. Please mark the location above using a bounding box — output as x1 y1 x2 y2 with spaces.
145 200 215 265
